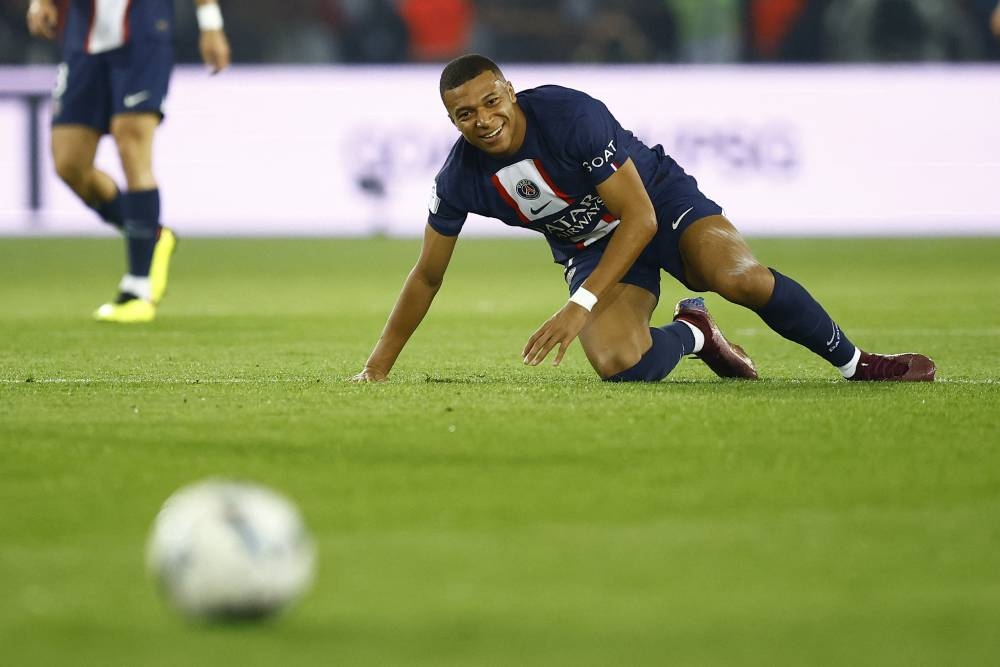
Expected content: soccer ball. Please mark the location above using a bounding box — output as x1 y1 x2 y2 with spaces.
146 479 316 620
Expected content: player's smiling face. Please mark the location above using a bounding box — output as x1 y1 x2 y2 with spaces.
444 71 526 158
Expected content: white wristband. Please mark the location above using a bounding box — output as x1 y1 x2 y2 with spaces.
569 287 598 312
196 3 224 31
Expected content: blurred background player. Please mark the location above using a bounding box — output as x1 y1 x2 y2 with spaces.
26 0 230 323
353 55 936 384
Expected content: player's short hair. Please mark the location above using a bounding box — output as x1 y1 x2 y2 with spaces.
439 54 505 100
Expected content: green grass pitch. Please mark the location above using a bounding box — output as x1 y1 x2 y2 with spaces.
1 235 998 666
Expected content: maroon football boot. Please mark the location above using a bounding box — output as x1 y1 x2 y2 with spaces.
846 351 936 382
673 297 759 379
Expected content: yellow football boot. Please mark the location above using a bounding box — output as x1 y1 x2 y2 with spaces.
93 297 156 323
149 227 177 305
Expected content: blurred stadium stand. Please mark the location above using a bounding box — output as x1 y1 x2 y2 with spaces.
3 0 999 65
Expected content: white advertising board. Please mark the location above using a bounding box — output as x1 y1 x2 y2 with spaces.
1 65 998 236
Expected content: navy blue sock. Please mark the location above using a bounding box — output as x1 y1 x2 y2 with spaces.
91 191 123 229
122 189 161 277
755 268 856 367
605 323 696 382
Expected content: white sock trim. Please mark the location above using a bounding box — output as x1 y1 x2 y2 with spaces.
838 348 862 378
118 274 152 302
677 319 705 354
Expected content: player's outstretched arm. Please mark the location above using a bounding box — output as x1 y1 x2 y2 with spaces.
193 0 231 74
352 224 459 382
522 159 657 367
26 0 58 40
992 0 1000 37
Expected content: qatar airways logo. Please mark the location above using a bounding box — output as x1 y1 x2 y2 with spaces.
544 193 605 239
581 139 617 173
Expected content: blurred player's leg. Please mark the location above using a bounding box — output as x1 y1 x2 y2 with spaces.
50 125 123 228
93 113 165 322
97 34 177 321
113 111 159 279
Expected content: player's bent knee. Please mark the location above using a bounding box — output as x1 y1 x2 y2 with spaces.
591 351 644 380
601 350 668 383
599 328 677 383
582 328 650 379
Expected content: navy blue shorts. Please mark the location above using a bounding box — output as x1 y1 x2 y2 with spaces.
562 175 723 301
52 40 173 134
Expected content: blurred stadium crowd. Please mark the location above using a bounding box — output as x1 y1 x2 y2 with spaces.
3 0 1000 64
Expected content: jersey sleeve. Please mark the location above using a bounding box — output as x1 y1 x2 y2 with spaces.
426 180 468 236
567 97 632 188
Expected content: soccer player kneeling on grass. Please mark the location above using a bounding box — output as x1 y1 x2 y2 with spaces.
353 55 935 384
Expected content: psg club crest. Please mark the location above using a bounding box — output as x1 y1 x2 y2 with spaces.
515 179 541 200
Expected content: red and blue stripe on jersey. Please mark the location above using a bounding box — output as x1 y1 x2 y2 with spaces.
61 0 174 55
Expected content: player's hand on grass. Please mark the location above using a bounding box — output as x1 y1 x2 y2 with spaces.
351 367 388 382
26 0 58 40
200 30 231 74
523 302 589 367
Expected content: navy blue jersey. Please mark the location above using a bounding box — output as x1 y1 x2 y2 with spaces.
61 0 175 55
429 85 691 264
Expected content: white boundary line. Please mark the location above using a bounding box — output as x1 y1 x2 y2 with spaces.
1 377 996 386
0 377 318 385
